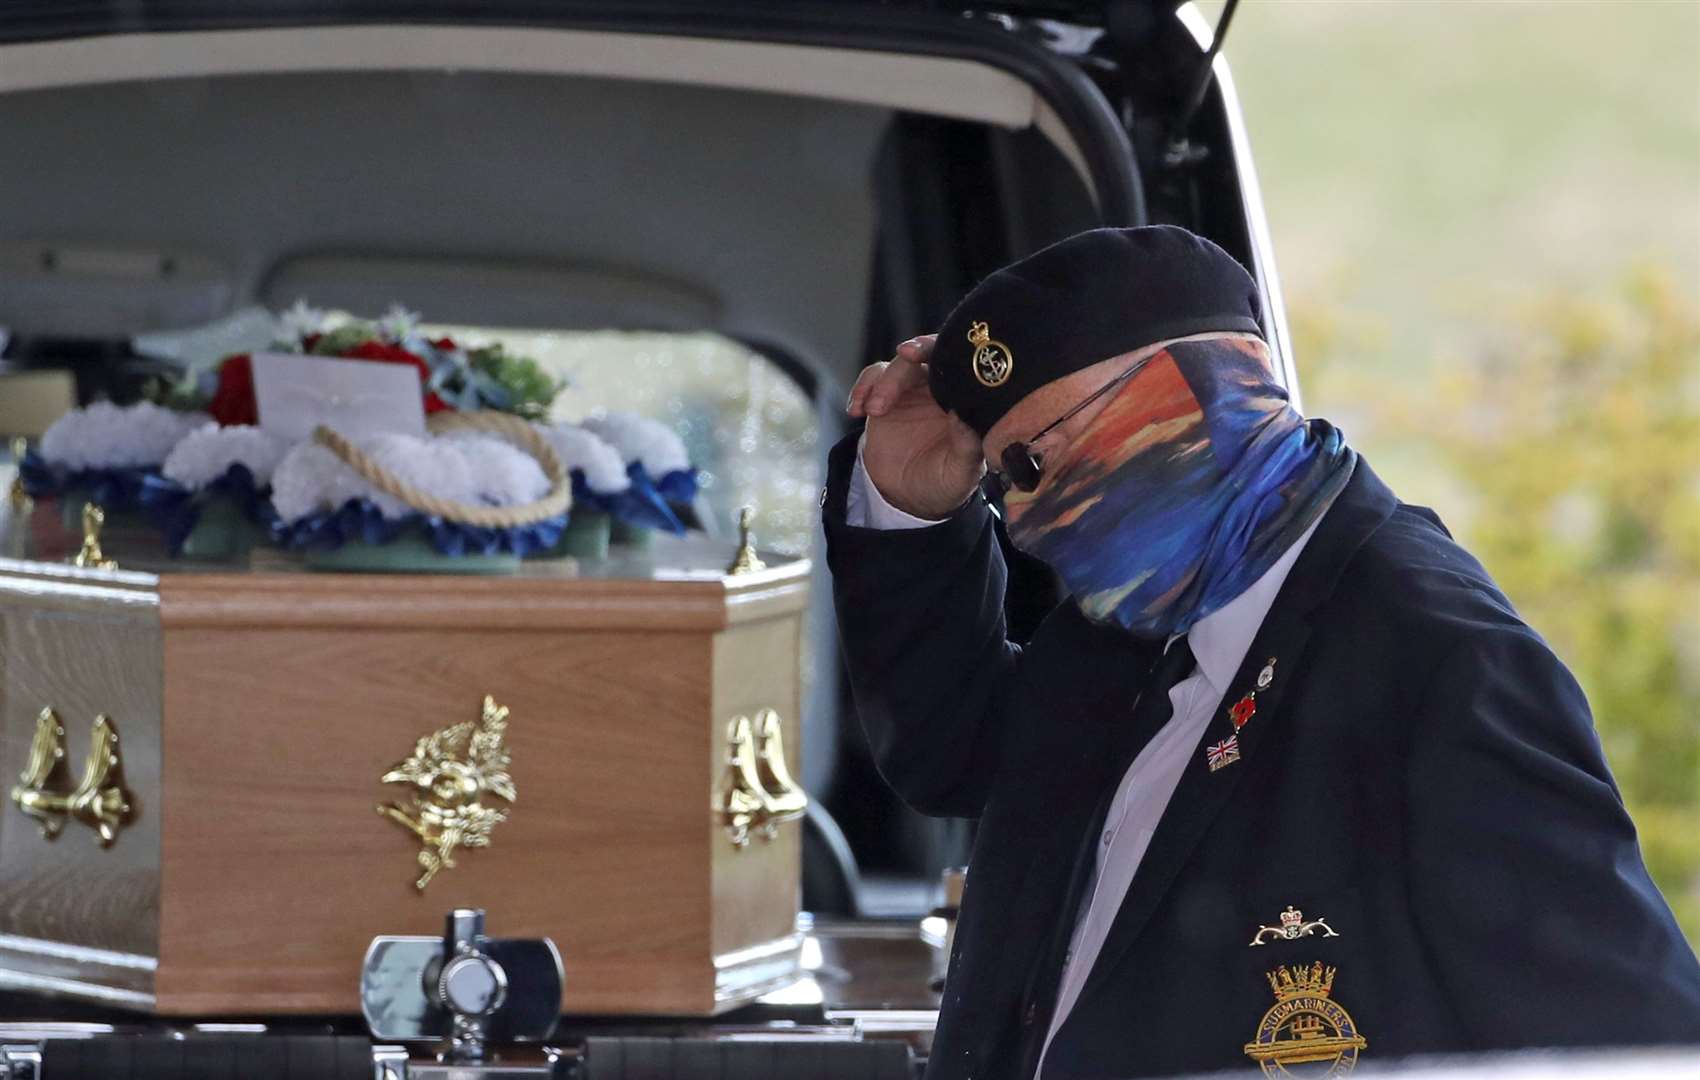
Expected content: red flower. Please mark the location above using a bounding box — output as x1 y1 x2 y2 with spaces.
208 353 258 426
1229 695 1257 731
430 336 458 351
338 340 451 413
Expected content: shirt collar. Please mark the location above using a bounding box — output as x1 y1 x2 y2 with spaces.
1182 515 1326 694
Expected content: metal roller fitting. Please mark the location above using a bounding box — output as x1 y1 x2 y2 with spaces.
361 908 563 1059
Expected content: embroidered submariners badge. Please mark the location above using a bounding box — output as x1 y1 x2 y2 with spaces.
967 320 1014 388
1243 962 1367 1077
1249 905 1340 947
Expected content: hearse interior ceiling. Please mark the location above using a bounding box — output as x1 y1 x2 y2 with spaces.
0 70 894 384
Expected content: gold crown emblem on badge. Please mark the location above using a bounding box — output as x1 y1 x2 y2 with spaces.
967 321 1013 388
1267 961 1336 1001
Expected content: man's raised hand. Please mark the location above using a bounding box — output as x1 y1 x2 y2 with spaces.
846 335 984 520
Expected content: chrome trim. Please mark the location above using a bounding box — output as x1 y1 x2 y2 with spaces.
0 1025 114 1038
1175 3 1303 411
0 560 161 603
0 968 154 1010
712 932 805 972
824 1008 941 1037
373 1046 410 1080
0 1043 42 1080
712 932 806 1006
0 934 156 972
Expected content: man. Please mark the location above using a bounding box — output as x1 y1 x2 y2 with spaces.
822 226 1700 1079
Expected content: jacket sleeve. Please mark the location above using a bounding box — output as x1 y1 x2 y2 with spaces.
822 431 1020 819
1404 626 1700 1047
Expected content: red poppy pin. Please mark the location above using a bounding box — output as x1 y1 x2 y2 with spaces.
1229 694 1257 731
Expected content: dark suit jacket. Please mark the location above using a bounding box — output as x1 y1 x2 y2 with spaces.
821 432 1700 1080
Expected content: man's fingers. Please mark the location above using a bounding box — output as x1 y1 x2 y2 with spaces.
846 362 889 418
867 346 935 416
900 333 939 357
848 336 942 417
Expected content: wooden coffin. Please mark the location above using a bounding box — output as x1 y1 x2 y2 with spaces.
0 540 809 1017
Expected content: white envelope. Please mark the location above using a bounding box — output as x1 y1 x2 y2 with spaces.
251 351 428 443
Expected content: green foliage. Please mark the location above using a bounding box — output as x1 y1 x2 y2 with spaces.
308 324 378 356
140 370 211 413
466 343 563 421
1296 269 1700 943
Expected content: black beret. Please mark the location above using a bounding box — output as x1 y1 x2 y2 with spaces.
927 225 1263 437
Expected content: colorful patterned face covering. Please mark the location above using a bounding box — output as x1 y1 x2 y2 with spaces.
1001 336 1357 639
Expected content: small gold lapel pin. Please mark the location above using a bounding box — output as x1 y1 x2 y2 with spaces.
1249 905 1340 947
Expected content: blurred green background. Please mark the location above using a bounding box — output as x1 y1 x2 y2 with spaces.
1211 0 1699 942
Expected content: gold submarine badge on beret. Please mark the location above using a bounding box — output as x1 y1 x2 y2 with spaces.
1244 962 1367 1077
967 320 1014 388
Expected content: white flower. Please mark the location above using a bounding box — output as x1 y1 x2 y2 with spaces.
269 430 551 524
376 303 421 343
277 298 328 344
269 442 349 524
39 401 213 471
162 425 288 489
535 422 629 494
581 411 690 477
435 432 550 506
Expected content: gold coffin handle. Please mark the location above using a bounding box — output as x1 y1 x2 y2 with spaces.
751 708 807 837
10 708 134 846
720 709 809 849
11 708 72 839
721 715 765 849
69 716 133 845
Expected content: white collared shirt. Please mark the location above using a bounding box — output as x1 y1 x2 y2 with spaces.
845 441 1322 1077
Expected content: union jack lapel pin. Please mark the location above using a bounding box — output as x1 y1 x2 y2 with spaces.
1206 735 1241 772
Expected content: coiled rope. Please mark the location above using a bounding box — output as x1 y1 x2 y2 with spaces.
310 410 570 527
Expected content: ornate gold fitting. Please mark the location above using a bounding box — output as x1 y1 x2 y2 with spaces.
726 506 767 576
377 696 517 892
8 437 32 514
73 502 117 570
10 708 135 846
720 708 807 849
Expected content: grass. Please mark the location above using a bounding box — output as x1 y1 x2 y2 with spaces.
1212 0 1699 410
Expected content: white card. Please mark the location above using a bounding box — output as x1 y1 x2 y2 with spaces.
251 352 428 443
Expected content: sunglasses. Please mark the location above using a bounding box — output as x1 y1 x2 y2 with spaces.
984 353 1158 500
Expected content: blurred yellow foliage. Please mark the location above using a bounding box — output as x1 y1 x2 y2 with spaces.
1296 269 1700 943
